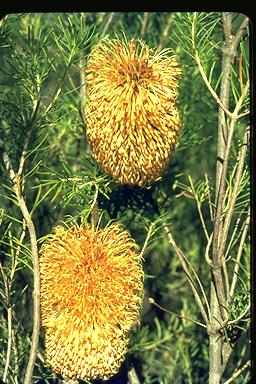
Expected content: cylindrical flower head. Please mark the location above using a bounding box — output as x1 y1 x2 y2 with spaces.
40 222 144 381
85 37 181 187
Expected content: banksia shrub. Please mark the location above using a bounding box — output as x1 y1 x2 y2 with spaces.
85 37 181 187
40 222 144 381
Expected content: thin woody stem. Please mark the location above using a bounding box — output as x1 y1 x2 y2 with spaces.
163 222 209 323
4 308 12 382
192 13 249 204
210 81 249 321
191 13 232 119
227 303 250 326
149 297 206 328
43 64 71 116
140 12 149 37
0 138 40 384
0 218 26 382
101 12 115 38
194 50 233 118
223 361 250 384
215 14 248 198
217 128 249 264
157 13 174 52
215 12 233 183
0 262 12 383
212 81 249 269
229 207 250 300
90 185 100 227
187 175 210 241
16 179 40 384
207 13 249 384
139 223 153 258
17 98 41 178
225 207 247 259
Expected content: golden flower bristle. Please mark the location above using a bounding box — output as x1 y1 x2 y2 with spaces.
40 222 144 381
85 37 181 186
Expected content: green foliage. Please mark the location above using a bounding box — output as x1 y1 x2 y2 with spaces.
0 12 250 384
173 12 222 60
36 156 112 223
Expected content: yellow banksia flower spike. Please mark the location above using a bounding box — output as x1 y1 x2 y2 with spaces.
85 37 181 187
40 222 144 381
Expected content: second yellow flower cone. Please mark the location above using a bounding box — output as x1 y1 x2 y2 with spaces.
85 37 181 187
40 222 144 381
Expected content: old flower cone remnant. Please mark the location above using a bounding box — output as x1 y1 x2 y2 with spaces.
85 37 181 186
40 222 144 381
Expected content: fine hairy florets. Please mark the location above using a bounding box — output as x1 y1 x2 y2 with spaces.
40 222 144 381
85 37 181 186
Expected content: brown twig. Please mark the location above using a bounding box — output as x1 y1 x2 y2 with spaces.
239 53 244 92
90 185 100 227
